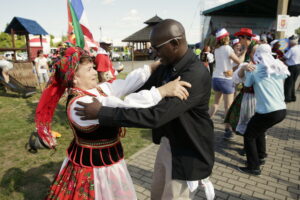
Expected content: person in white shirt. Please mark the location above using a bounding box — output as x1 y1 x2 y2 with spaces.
0 55 14 84
283 35 300 102
209 28 241 138
35 46 191 199
34 50 49 90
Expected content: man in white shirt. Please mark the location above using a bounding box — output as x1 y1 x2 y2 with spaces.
283 35 300 102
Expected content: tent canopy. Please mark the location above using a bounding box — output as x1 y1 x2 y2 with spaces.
203 0 300 17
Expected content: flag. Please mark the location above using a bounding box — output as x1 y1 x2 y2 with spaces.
67 0 99 51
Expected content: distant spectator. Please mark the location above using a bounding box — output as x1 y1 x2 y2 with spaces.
283 35 300 102
270 40 284 60
200 45 214 76
194 47 201 58
260 34 268 44
95 37 117 83
34 50 50 90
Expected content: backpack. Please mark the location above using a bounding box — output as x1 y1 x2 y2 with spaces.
26 131 51 153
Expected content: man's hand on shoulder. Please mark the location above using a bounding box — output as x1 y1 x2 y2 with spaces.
74 97 102 120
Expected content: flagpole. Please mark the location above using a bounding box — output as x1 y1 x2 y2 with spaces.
99 27 102 41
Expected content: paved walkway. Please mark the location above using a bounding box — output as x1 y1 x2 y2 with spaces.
126 89 300 200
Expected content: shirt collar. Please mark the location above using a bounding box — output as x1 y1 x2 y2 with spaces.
171 48 193 73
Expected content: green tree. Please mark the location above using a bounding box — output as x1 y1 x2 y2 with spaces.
61 35 67 43
295 27 300 37
0 32 12 48
0 32 26 48
50 34 55 47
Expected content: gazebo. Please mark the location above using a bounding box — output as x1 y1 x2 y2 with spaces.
0 16 48 92
122 15 163 60
2 16 48 62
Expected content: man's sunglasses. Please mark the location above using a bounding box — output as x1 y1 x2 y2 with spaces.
152 36 182 51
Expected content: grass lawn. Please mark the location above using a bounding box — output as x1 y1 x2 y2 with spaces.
0 71 214 199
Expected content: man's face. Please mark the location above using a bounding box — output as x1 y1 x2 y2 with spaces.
150 36 178 66
100 43 112 52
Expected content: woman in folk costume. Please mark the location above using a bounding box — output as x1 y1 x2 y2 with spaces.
224 28 258 140
35 46 190 200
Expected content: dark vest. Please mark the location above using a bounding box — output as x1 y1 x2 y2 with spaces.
66 88 124 168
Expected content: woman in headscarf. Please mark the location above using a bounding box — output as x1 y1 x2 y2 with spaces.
238 44 289 175
35 46 190 199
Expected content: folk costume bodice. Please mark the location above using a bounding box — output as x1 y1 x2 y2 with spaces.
66 88 124 168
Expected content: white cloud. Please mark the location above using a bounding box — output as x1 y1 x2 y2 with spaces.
101 0 115 5
82 0 92 4
121 9 141 22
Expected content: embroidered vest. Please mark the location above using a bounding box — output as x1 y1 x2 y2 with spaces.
66 88 124 168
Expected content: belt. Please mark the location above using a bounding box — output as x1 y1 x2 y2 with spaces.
76 137 120 148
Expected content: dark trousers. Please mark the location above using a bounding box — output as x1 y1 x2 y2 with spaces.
244 109 286 170
208 63 214 77
284 65 300 101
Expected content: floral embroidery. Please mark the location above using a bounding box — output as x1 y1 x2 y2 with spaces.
46 161 95 200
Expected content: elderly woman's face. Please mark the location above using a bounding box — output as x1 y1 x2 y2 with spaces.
74 62 98 90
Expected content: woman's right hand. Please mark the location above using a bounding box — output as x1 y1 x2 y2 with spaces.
158 76 192 100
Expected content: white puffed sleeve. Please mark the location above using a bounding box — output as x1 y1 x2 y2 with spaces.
99 65 151 98
69 86 162 127
102 86 162 108
69 96 100 127
233 63 248 84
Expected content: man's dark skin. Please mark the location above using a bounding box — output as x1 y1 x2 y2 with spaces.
100 42 112 52
75 20 188 119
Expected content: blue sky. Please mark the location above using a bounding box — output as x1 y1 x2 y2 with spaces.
1 0 299 45
0 0 233 45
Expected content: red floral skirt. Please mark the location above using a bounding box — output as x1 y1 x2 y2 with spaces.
46 158 136 200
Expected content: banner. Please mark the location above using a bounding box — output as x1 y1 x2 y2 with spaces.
277 15 289 32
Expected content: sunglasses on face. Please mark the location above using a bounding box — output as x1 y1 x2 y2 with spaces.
152 36 182 51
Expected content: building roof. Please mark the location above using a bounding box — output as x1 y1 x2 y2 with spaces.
203 0 300 17
144 15 163 25
122 15 163 42
5 17 48 35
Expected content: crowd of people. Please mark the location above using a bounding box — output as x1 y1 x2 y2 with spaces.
32 18 300 200
199 27 299 177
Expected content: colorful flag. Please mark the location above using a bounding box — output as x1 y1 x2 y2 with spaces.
67 0 98 51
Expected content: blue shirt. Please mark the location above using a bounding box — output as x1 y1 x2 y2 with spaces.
245 64 287 114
